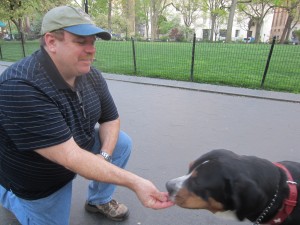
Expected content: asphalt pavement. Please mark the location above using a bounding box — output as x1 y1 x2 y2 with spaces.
1 61 300 225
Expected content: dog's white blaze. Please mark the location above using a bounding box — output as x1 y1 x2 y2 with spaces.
201 160 210 165
174 173 191 190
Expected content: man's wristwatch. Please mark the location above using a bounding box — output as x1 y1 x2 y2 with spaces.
99 150 112 163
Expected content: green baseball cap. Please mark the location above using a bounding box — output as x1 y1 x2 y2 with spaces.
41 5 111 40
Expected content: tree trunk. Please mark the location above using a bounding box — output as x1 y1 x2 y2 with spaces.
280 14 293 43
210 15 216 41
126 0 135 37
226 0 237 42
108 0 112 31
254 20 261 43
145 11 150 39
151 14 158 40
150 0 158 40
25 16 30 33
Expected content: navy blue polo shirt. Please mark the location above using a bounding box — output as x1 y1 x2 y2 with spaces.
0 47 119 200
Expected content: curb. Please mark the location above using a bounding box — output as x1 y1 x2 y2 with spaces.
1 61 299 103
103 73 300 104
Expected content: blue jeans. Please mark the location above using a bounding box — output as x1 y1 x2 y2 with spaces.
0 128 132 225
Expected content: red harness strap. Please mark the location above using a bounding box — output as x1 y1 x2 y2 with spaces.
267 162 298 225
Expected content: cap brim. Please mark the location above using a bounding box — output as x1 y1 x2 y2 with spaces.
63 24 111 40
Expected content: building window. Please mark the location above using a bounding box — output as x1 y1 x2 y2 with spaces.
219 29 227 37
203 29 210 40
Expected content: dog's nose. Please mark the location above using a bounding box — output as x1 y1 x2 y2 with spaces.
166 180 176 195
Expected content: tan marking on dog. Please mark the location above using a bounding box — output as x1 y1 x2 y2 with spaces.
191 169 198 177
174 187 224 213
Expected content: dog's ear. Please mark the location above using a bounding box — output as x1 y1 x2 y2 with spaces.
230 176 268 221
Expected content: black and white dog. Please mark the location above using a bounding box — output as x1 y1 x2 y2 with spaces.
166 149 300 225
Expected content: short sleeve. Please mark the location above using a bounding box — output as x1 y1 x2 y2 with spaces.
0 79 72 151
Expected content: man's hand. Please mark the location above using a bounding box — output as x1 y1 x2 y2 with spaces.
134 178 175 209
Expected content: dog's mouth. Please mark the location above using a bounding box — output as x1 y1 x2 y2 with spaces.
170 195 186 205
166 184 190 206
168 193 177 203
166 186 182 205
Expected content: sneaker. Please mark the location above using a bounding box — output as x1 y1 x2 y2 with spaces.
85 199 129 221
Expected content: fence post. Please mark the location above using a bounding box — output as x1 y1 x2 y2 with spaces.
131 37 137 75
20 31 26 58
0 45 2 60
190 33 196 81
261 36 276 88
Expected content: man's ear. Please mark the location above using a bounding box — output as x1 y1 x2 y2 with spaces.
44 33 57 52
230 176 268 221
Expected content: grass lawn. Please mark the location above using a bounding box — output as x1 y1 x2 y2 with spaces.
1 39 299 93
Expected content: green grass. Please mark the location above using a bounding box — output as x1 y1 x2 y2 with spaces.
0 40 39 61
1 40 299 93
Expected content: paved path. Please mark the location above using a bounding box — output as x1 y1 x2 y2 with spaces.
1 61 300 225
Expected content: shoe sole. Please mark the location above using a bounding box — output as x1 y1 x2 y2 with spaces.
85 203 130 222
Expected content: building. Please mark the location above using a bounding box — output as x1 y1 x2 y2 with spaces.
269 7 300 43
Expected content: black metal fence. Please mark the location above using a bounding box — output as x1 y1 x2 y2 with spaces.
0 35 299 93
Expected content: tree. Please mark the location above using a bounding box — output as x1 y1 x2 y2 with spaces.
171 0 201 40
0 0 72 41
238 0 274 43
87 0 135 38
225 0 252 42
157 14 182 39
278 0 300 43
294 29 300 40
225 0 237 42
121 0 136 38
149 0 172 40
135 0 151 39
200 0 228 41
86 0 110 29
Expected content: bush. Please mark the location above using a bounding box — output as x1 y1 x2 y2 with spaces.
169 28 184 42
294 30 300 40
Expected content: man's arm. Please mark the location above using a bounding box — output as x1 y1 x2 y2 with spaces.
35 138 174 209
98 117 120 156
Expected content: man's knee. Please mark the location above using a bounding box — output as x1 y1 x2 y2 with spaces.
118 131 132 155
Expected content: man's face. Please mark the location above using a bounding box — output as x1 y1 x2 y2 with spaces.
48 31 97 78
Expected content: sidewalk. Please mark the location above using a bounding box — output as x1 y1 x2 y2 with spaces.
1 61 300 225
1 60 300 103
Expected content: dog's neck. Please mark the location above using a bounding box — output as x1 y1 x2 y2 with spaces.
251 163 297 225
232 162 285 223
252 185 280 224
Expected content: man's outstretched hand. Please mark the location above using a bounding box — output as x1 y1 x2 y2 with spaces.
134 178 175 209
144 191 175 209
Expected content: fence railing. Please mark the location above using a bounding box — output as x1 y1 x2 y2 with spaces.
0 35 299 93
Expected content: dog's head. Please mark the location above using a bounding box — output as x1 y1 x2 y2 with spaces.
166 149 269 220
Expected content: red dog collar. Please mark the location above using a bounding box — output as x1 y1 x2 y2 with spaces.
267 163 298 224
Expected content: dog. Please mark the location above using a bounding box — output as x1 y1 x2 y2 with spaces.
166 149 300 225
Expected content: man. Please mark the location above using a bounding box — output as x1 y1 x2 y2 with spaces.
0 5 174 225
